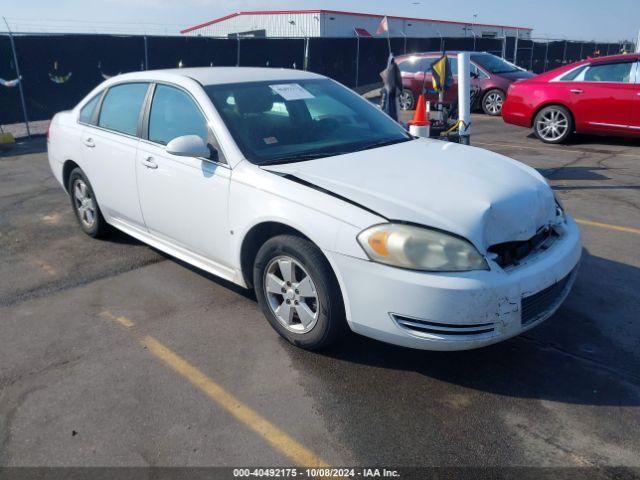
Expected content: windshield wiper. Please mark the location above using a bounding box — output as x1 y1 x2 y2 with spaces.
259 138 413 166
352 137 413 153
259 152 339 166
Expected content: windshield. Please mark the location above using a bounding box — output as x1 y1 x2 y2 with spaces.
471 54 520 74
205 79 412 165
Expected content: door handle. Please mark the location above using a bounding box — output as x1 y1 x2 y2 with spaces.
570 89 584 94
141 156 158 169
83 138 95 148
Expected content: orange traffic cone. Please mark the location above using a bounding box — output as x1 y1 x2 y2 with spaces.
408 94 430 138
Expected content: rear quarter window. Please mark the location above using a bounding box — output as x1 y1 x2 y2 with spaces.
79 93 102 124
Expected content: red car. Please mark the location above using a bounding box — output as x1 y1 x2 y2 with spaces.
396 51 535 116
503 53 640 144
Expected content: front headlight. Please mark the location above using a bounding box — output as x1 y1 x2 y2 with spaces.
357 223 489 272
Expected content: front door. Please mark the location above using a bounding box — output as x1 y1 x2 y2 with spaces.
135 83 232 268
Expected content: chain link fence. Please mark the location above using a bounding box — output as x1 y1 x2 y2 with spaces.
0 33 634 136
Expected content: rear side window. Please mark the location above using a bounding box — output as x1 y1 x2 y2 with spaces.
98 83 149 136
582 62 633 83
79 93 101 124
148 84 208 146
558 65 588 81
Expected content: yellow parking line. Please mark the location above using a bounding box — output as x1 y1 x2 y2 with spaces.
100 310 135 328
141 335 329 467
576 218 640 235
31 258 56 276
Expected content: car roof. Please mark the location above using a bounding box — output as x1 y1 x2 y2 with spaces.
106 67 325 86
587 53 640 63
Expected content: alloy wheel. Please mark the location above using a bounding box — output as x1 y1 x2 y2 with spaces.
536 109 569 142
399 90 414 110
264 256 319 334
484 92 504 115
73 179 97 228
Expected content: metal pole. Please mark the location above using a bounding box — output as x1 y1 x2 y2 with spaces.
303 37 309 71
513 29 519 65
579 42 584 60
236 37 240 66
529 39 535 71
143 36 149 70
636 29 640 53
544 41 549 72
458 52 471 145
3 17 30 138
562 40 567 64
355 36 360 87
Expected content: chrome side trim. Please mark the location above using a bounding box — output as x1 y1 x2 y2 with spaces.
589 122 630 129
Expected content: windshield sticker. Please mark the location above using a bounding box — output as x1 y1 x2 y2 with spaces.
269 83 315 101
263 137 278 145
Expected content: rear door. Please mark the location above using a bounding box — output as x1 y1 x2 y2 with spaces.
135 83 232 268
564 60 636 134
630 61 640 132
80 82 149 228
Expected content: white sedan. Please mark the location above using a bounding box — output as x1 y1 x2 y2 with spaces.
47 67 581 351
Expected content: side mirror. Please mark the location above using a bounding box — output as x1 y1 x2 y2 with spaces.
470 71 479 79
166 135 211 158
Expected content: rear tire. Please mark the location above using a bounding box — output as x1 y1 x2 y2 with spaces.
68 168 109 238
534 105 573 144
399 89 415 110
481 89 505 116
253 235 347 350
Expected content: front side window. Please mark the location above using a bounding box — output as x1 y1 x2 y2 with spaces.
148 84 208 146
98 83 149 136
79 93 102 124
205 79 411 165
398 57 423 74
470 63 488 79
581 62 633 83
448 57 458 75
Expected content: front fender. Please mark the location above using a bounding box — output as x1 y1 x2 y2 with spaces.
228 162 381 279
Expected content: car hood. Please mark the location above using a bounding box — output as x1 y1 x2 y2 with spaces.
499 70 536 81
263 139 556 251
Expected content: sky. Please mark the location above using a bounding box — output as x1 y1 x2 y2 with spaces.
1 0 639 41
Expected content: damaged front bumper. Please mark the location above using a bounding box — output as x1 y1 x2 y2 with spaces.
325 217 582 351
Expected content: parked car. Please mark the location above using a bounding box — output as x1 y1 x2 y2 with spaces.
396 51 535 115
502 53 640 144
48 67 581 351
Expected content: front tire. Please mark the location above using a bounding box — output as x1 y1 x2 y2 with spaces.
399 89 415 110
481 89 505 116
68 167 109 238
253 235 347 350
534 105 573 144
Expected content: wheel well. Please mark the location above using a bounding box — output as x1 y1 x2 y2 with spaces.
240 222 311 288
62 160 80 193
530 103 574 129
